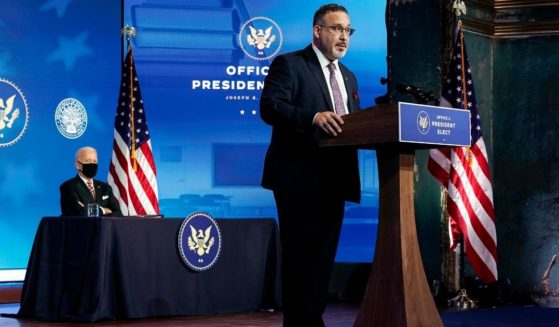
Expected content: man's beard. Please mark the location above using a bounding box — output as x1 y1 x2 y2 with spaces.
332 48 346 59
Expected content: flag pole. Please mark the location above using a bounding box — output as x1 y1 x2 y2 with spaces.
455 7 469 293
446 0 477 310
456 20 469 292
121 26 138 172
456 19 476 167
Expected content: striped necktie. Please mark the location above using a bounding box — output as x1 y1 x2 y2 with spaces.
327 62 346 116
87 180 96 199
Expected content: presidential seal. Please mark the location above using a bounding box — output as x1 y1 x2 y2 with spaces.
0 78 29 147
417 110 430 135
239 16 283 61
178 212 222 272
54 98 87 139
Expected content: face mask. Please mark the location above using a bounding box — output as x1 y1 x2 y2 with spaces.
79 162 98 179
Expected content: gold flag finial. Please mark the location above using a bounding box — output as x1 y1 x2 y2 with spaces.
453 0 467 18
121 25 137 42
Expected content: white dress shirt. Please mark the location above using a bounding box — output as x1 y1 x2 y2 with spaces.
311 43 349 115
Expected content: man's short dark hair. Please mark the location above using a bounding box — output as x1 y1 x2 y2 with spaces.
313 4 349 26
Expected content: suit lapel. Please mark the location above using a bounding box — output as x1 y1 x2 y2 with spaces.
92 181 100 203
339 64 356 113
74 176 96 202
94 181 104 203
303 46 334 112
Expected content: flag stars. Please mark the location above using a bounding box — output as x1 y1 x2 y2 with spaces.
114 53 152 151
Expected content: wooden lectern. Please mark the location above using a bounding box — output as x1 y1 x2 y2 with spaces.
320 103 444 327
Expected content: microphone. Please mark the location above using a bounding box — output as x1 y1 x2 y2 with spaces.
396 82 421 95
396 83 438 105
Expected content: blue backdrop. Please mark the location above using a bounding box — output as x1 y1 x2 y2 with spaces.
0 0 385 276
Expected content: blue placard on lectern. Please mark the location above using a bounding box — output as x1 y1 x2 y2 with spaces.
398 102 471 146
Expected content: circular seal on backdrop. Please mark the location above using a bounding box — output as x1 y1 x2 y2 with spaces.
54 98 87 139
178 212 222 272
239 16 283 61
0 78 29 147
417 110 430 135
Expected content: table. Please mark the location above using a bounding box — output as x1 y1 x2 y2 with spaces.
17 217 280 322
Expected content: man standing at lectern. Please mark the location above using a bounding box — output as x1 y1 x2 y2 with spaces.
260 4 361 326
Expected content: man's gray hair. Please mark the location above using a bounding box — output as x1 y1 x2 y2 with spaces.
75 146 97 162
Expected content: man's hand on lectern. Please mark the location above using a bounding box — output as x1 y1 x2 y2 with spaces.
313 111 344 136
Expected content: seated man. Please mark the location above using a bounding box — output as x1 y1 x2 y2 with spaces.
60 146 122 217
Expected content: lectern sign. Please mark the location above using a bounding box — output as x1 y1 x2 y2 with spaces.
398 102 471 146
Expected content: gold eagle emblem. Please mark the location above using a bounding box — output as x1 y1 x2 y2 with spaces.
247 26 276 50
419 115 429 130
187 225 215 256
0 95 19 130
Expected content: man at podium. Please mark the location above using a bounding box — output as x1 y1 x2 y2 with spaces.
260 4 361 326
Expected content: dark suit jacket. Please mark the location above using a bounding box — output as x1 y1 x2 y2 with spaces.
60 175 122 216
260 45 361 202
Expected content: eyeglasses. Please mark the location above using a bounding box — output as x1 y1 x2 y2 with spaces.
318 25 355 36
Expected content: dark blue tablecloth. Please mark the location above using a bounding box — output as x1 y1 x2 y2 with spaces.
18 217 280 322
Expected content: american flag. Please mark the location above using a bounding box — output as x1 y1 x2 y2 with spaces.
427 23 498 283
108 49 160 216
